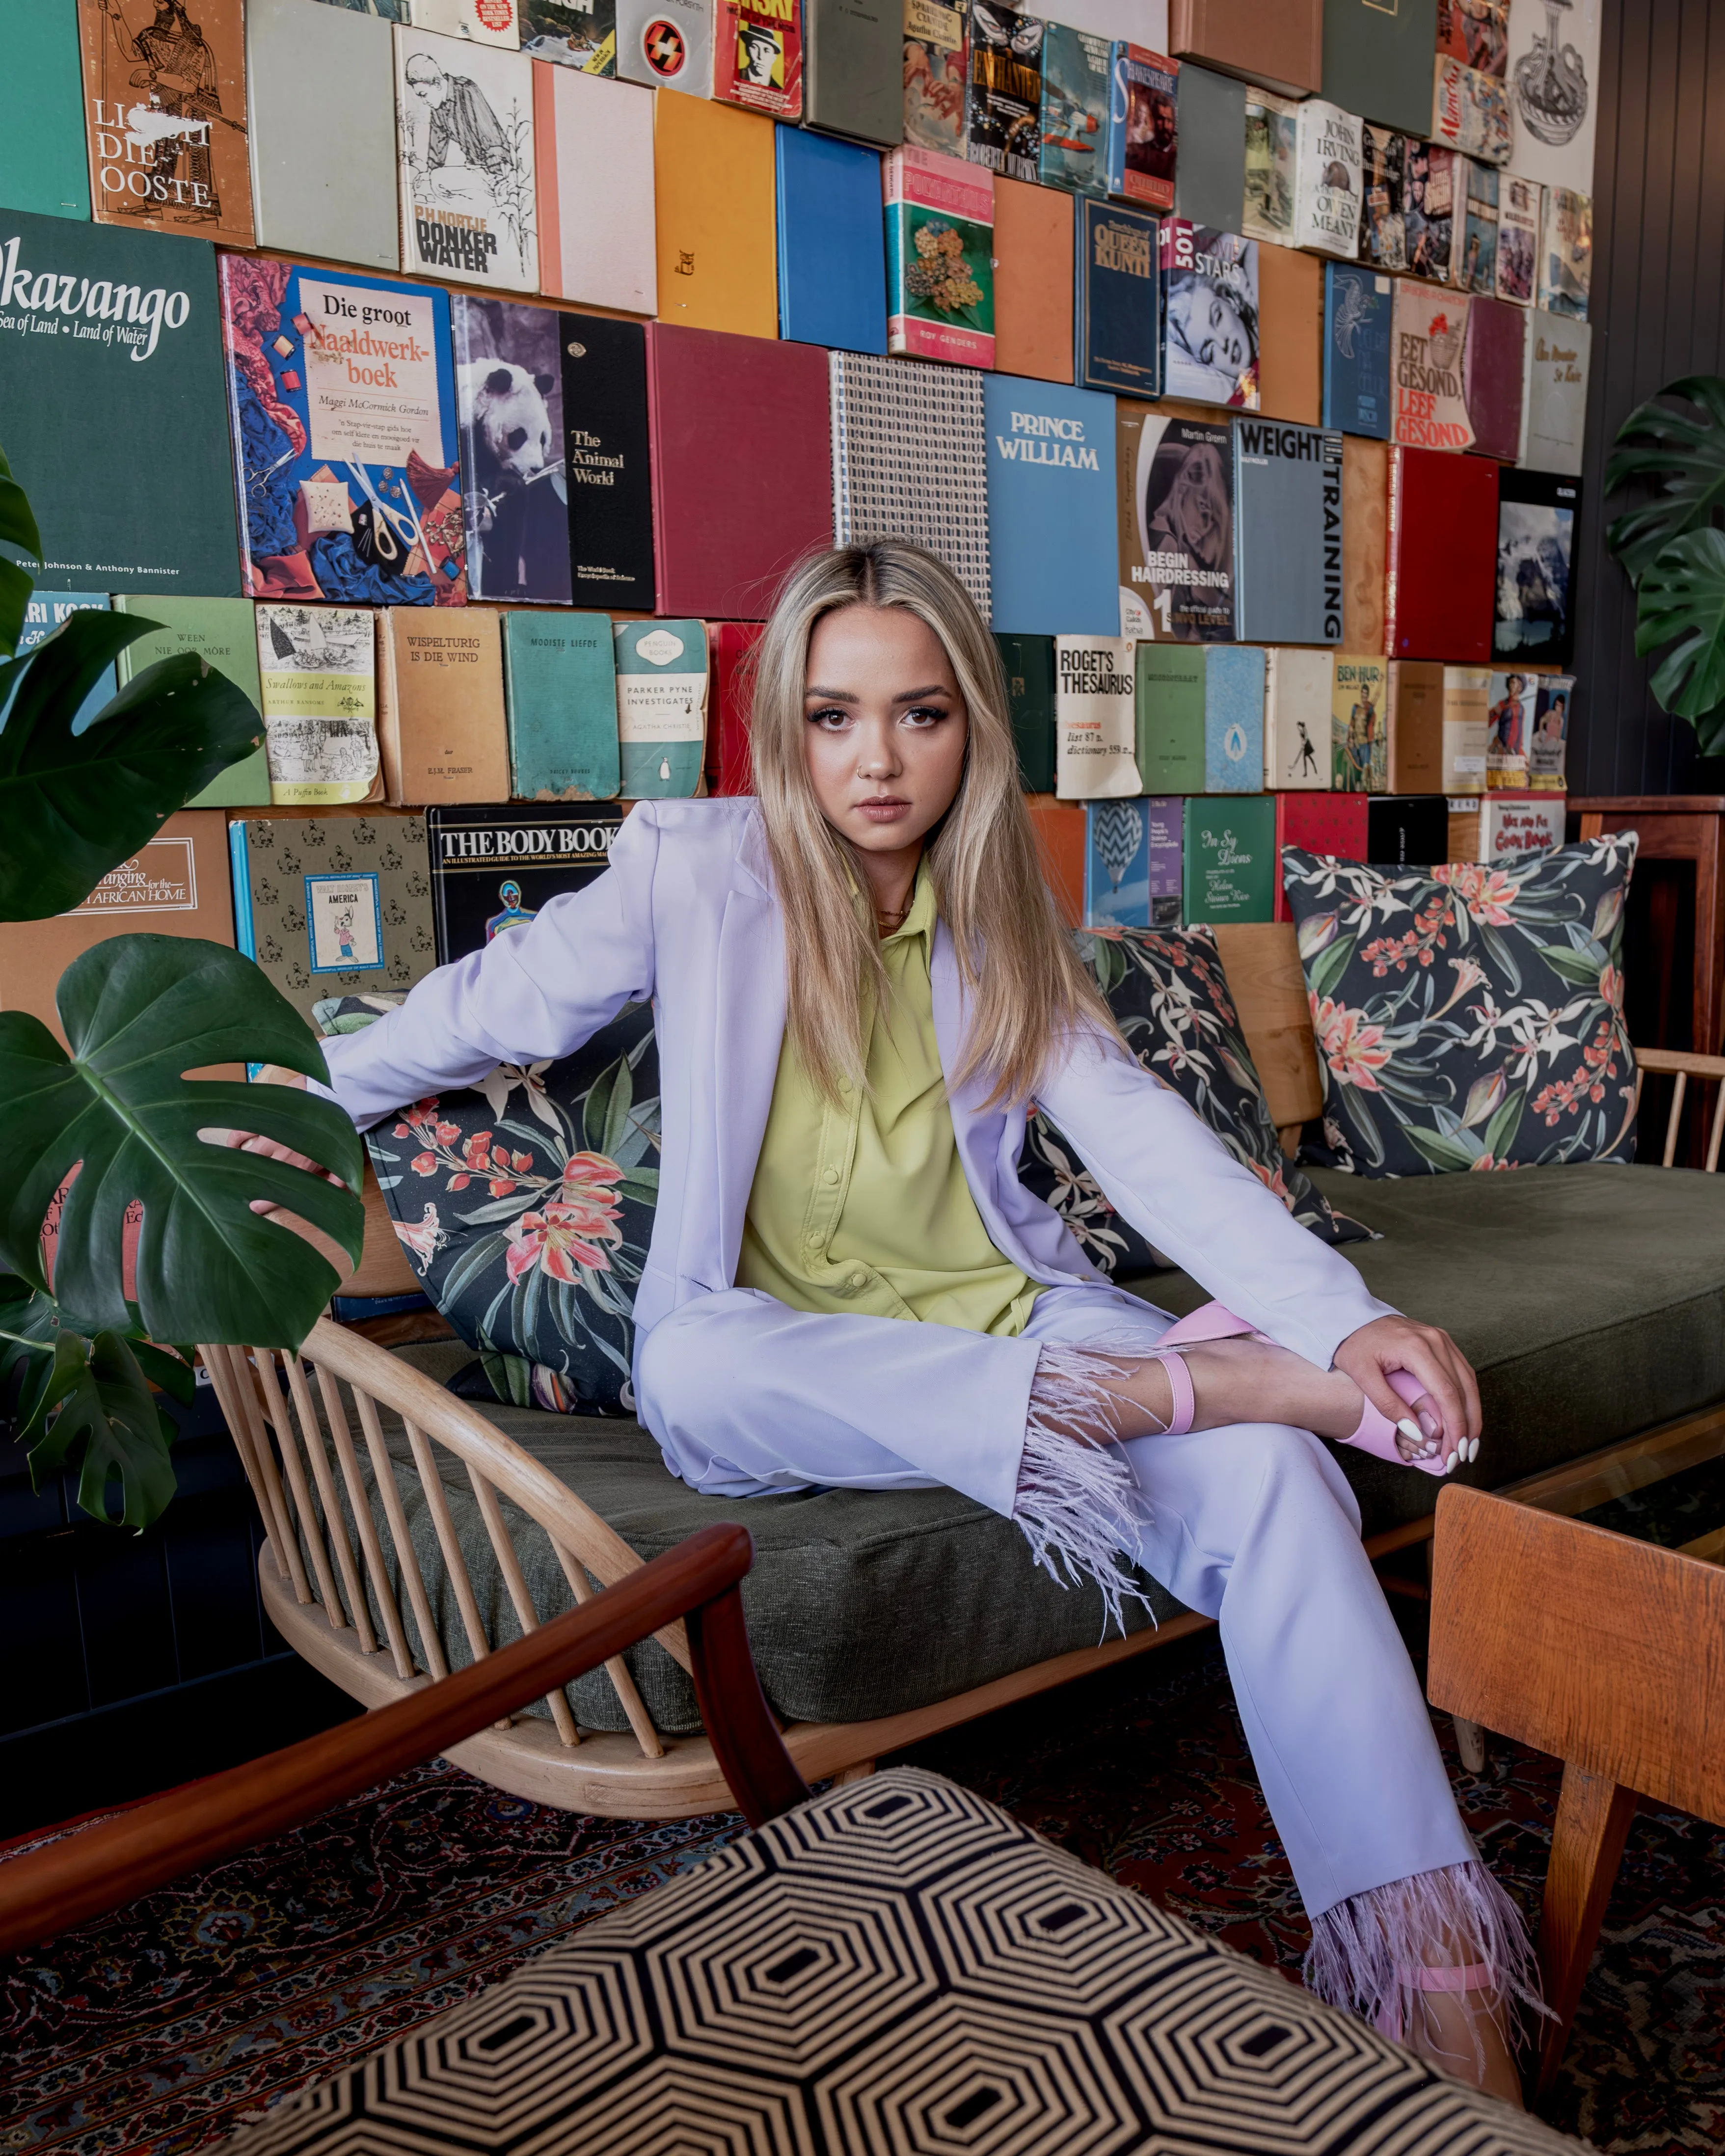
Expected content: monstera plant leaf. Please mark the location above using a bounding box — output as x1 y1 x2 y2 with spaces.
1634 527 1725 754
0 445 43 660
0 611 262 920
1604 375 1725 579
0 936 364 1349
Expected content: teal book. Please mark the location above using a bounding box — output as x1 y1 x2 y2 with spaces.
1134 643 1206 795
1038 24 1110 195
614 619 708 799
1204 645 1267 793
995 632 1055 791
1182 794 1276 924
112 596 270 808
3 0 89 220
503 611 621 801
3 593 113 738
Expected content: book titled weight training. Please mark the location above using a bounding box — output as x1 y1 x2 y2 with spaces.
1075 198 1161 397
883 143 996 367
996 632 1056 791
1232 420 1343 646
1360 125 1406 272
1242 86 1299 248
426 802 626 963
803 0 902 145
1494 468 1577 666
1133 642 1205 794
616 0 712 92
396 24 538 292
1392 280 1473 450
256 603 383 806
1291 98 1362 258
111 594 270 808
831 350 990 613
1183 793 1274 925
503 610 620 799
1331 651 1387 792
375 604 511 804
713 0 803 117
455 293 572 604
1116 404 1234 643
1519 310 1589 474
966 0 1043 184
247 0 401 271
1322 264 1391 437
1495 171 1538 303
520 0 617 69
1054 633 1141 799
986 375 1118 634
1161 221 1259 409
1204 643 1265 793
615 618 708 798
1105 44 1178 212
903 0 970 157
1038 22 1109 192
1264 647 1334 789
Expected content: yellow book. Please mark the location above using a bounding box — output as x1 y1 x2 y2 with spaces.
652 91 778 339
255 604 382 808
375 607 511 806
1331 652 1387 794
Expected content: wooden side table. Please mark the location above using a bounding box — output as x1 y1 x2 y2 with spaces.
1572 796 1725 1055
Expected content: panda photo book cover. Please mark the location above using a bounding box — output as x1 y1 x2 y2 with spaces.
454 294 571 603
221 253 466 608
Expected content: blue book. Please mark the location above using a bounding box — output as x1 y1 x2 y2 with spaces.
984 377 1118 636
1322 264 1393 439
2 593 113 738
1232 420 1343 646
1204 644 1266 793
1075 199 1161 399
776 127 889 356
1084 800 1150 927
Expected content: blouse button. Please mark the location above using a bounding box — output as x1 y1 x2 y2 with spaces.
846 1271 866 1292
822 1166 841 1185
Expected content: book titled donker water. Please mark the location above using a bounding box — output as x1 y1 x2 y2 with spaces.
966 0 1042 184
1074 199 1160 398
883 145 994 367
426 803 627 963
396 25 538 292
1232 420 1343 647
1116 405 1234 643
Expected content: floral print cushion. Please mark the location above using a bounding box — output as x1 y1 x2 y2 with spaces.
1280 836 1640 1177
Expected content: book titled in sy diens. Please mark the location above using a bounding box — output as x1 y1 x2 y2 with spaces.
805 0 902 144
1392 280 1473 450
713 0 803 117
616 0 711 89
503 610 620 800
112 594 270 808
1322 264 1391 436
1133 641 1205 792
256 603 383 806
1265 647 1334 789
1055 634 1140 798
903 0 970 157
1204 644 1265 792
1183 794 1274 925
1038 22 1109 192
425 803 627 961
615 618 708 798
993 176 1075 383
1106 44 1177 210
1292 98 1361 256
985 377 1118 635
967 0 1043 184
396 26 538 292
1116 404 1234 642
376 605 510 804
1331 651 1387 792
653 91 780 338
247 0 400 270
534 64 655 311
1075 198 1160 397
884 142 995 367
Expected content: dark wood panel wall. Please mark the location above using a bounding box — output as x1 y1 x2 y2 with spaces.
1570 0 1725 794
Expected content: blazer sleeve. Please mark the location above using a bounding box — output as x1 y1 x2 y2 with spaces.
1035 1026 1397 1371
316 805 662 1131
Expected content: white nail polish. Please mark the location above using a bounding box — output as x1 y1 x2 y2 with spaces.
1397 1417 1424 1444
1445 1451 1457 1472
1467 1438 1480 1462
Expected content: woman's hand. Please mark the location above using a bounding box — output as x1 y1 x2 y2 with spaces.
1335 1315 1482 1457
210 1067 334 1213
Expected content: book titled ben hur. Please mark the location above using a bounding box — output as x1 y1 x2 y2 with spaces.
1116 404 1234 643
615 619 708 798
884 145 995 367
714 0 804 117
376 605 510 804
1331 651 1387 792
396 25 538 292
966 0 1043 185
1054 634 1141 799
426 803 626 961
255 603 383 807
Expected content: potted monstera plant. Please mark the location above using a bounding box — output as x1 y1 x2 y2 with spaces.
0 446 364 1529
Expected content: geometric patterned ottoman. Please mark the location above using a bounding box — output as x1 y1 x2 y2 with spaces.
227 1770 1578 2155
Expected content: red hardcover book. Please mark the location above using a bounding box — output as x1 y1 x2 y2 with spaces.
1273 791 1448 916
646 324 833 620
708 620 764 794
713 0 804 117
1384 446 1498 664
1462 295 1526 462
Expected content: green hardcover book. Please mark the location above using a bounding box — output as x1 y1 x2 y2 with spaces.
503 611 621 802
995 632 1055 792
614 619 708 799
3 0 90 220
1320 0 1438 136
1134 644 1206 795
1182 795 1276 924
113 596 270 808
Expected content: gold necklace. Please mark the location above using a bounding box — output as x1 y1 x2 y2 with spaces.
875 901 911 930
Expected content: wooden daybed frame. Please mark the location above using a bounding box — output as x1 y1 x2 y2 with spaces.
197 922 1725 1817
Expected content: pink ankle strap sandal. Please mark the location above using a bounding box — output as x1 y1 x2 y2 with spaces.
1374 1962 1495 2043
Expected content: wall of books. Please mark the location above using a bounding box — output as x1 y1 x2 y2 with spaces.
0 0 1596 1025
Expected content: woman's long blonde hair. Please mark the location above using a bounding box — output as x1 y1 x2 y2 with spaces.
749 539 1116 1108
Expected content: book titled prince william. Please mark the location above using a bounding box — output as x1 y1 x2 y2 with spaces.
221 253 466 608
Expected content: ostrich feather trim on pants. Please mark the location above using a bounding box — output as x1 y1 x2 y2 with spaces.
1016 1335 1157 1637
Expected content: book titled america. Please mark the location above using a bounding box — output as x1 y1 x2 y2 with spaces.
1038 22 1109 193
1537 185 1591 320
1385 444 1497 663
986 376 1118 635
1322 264 1391 437
1494 468 1577 666
520 0 616 69
1054 634 1141 799
1392 281 1474 451
778 127 889 354
1105 44 1177 212
883 144 996 367
1075 199 1161 398
803 0 902 146
615 618 708 798
903 0 970 157
616 0 712 91
1360 124 1406 272
503 610 620 799
1116 404 1234 643
996 632 1056 791
112 594 270 808
1242 87 1299 248
1232 420 1343 647
396 24 538 292
966 0 1043 184
533 64 655 312
1291 99 1362 258
1161 221 1259 409
1264 646 1334 788
830 350 990 613
426 803 625 963
714 0 803 117
455 294 571 605
247 0 401 271
1495 171 1538 303
220 254 464 609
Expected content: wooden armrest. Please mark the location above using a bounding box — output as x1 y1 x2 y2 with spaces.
0 1525 810 1958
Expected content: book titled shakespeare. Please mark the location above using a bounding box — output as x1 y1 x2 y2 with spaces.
1054 634 1141 799
1332 652 1387 793
397 25 538 291
884 145 995 367
1117 405 1234 643
255 604 383 806
1106 44 1177 212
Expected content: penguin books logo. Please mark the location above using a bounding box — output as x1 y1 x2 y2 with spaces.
643 19 688 76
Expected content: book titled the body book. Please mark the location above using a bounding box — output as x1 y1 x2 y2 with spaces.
426 804 627 964
1075 200 1161 398
1184 795 1275 926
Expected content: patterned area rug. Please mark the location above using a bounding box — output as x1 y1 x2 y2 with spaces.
1 1635 1720 2155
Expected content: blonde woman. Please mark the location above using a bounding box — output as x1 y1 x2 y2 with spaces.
276 541 1536 2098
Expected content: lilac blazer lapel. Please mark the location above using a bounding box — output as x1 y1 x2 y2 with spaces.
710 819 787 1285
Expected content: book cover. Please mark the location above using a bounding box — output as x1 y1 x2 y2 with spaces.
0 212 240 598
1438 0 1507 73
521 0 617 69
1519 311 1588 473
615 618 708 797
230 810 431 1024
5 593 114 741
111 593 270 807
805 0 903 144
1265 647 1333 788
993 175 1075 382
1484 666 1537 789
1027 795 1085 925
75 0 253 245
1172 62 1245 234
1385 445 1497 662
1292 98 1361 257
1270 790 1447 915
376 605 510 804
533 64 655 311
1495 171 1538 302
503 610 620 799
220 254 464 608
1392 281 1473 451
1169 0 1321 96
1183 793 1274 924
1232 419 1343 645
1463 292 1525 459
1528 672 1570 790
6 0 91 221
1360 123 1406 271
562 313 656 612
830 350 990 612
1133 640 1205 791
396 26 538 292
654 92 777 337
247 0 400 270
616 0 712 90
966 0 1043 184
1039 21 1109 192
996 632 1056 790
1341 433 1388 652
903 0 969 157
426 803 626 961
1457 155 1499 292
409 0 522 44
1440 664 1489 791
1331 651 1386 790
714 0 803 117
1322 264 1392 437
256 604 382 806
1505 0 1599 197
1085 798 1150 926
884 143 996 367
709 620 763 794
455 295 572 604
1162 221 1259 408
1243 87 1299 247
778 126 889 354
1106 44 1178 211
1204 643 1265 793
1075 198 1161 397
1116 405 1234 642
1477 790 1563 861
1403 139 1455 283
985 377 1118 634
1319 0 1437 139
1495 468 1576 664
1256 244 1322 425
1054 634 1141 798
1384 659 1443 793
1145 793 1183 923
1537 184 1590 319
1431 54 1510 163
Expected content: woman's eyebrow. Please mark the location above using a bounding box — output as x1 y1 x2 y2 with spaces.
803 685 951 702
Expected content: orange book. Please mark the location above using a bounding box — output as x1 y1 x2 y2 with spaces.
1026 794 1085 929
652 91 778 339
1255 244 1321 425
992 175 1074 384
1343 434 1388 656
376 607 511 806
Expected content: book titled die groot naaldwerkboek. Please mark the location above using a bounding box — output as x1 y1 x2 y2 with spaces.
396 26 538 292
615 619 708 798
1054 634 1139 799
503 610 620 800
112 594 270 808
884 144 995 367
255 604 382 807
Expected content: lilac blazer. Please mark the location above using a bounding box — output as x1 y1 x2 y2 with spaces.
320 799 1393 1369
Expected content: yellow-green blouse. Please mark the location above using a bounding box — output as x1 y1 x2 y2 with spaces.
735 866 1040 1337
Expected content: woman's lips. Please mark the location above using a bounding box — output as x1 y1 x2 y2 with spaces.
855 797 911 822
